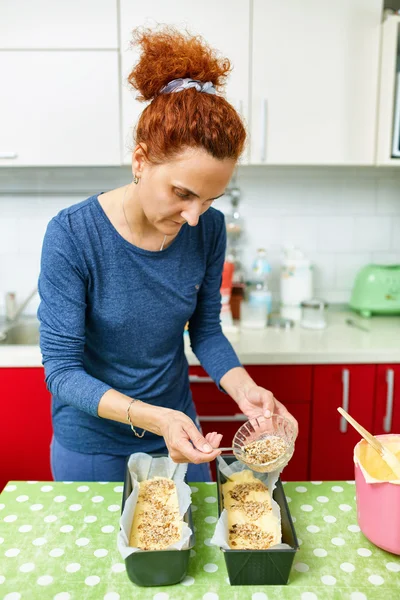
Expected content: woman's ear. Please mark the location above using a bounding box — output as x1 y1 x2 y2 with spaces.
132 143 148 177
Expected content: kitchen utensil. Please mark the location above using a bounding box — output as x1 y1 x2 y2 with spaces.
300 298 328 330
225 179 243 241
345 317 370 332
337 407 400 478
225 177 245 287
350 264 400 317
231 414 296 473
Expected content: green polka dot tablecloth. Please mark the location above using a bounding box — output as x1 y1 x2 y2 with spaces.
1 480 399 600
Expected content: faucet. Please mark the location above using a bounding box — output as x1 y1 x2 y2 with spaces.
5 287 38 323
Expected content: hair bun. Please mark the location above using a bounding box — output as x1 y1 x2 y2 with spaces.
128 25 232 102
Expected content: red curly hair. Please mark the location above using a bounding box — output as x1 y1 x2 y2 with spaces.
127 25 247 163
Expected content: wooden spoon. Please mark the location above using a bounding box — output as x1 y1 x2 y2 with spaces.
337 407 400 479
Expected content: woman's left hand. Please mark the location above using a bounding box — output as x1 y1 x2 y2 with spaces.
236 384 299 436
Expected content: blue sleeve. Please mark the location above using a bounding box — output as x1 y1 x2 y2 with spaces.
188 213 242 388
37 218 112 417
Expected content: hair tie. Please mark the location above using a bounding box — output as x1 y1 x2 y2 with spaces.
159 77 216 95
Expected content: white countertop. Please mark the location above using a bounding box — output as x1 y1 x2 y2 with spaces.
184 310 400 365
1 309 399 368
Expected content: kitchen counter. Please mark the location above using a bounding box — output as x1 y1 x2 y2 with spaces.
1 310 400 367
185 310 400 365
1 480 399 599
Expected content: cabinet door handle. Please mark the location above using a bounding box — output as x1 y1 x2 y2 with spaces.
189 375 213 383
340 369 350 433
260 98 268 162
0 152 18 159
198 414 248 422
383 368 395 433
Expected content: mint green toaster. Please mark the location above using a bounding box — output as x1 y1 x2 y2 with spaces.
350 264 400 317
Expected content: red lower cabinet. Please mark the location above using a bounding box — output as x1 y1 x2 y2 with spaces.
373 365 400 436
310 364 376 481
0 367 52 491
4 362 389 488
282 403 310 481
245 365 313 403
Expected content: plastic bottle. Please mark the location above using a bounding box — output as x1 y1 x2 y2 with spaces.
251 248 272 313
252 248 271 289
241 249 272 329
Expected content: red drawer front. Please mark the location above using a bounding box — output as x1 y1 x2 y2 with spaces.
282 403 310 481
245 366 312 403
189 366 237 416
189 365 312 417
373 365 400 436
310 364 376 481
0 367 53 491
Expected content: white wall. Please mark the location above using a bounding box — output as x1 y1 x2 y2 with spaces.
0 166 399 316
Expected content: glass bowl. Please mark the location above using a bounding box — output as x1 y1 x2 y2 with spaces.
232 414 296 473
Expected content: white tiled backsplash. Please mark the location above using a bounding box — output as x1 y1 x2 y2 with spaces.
0 166 399 316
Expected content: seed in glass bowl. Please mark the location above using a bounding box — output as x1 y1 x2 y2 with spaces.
242 435 287 464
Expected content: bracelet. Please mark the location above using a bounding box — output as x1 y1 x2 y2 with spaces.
126 398 146 438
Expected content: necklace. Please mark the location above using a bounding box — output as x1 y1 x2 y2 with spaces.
121 184 167 251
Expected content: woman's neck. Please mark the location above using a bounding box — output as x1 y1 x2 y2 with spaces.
123 184 154 238
122 184 170 251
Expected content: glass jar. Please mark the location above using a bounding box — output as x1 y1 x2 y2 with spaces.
300 299 328 329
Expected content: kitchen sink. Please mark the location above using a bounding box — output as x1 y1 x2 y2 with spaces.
0 319 40 345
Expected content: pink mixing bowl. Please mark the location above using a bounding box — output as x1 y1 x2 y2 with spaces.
354 434 400 555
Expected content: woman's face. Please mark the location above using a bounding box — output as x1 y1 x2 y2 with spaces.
132 145 236 234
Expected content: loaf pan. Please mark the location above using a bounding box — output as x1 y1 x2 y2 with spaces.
121 453 196 587
216 455 299 585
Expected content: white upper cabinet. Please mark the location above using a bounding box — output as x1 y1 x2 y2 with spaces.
119 0 251 165
0 0 118 49
0 51 121 166
250 0 382 165
376 15 400 166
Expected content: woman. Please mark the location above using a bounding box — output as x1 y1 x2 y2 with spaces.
38 26 297 483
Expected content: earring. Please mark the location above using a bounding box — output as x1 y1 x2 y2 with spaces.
133 174 139 184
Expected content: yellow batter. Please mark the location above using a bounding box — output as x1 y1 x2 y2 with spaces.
222 470 281 549
129 476 181 550
357 436 400 481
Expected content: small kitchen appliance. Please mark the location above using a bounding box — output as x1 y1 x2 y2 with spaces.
350 264 400 317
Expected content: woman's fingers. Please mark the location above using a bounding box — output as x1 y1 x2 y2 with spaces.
185 422 215 453
212 432 223 448
205 431 223 448
184 422 221 462
171 435 221 464
162 412 223 464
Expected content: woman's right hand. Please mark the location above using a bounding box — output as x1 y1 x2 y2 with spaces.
159 409 223 464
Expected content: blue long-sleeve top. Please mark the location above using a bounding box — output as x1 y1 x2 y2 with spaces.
37 194 241 454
